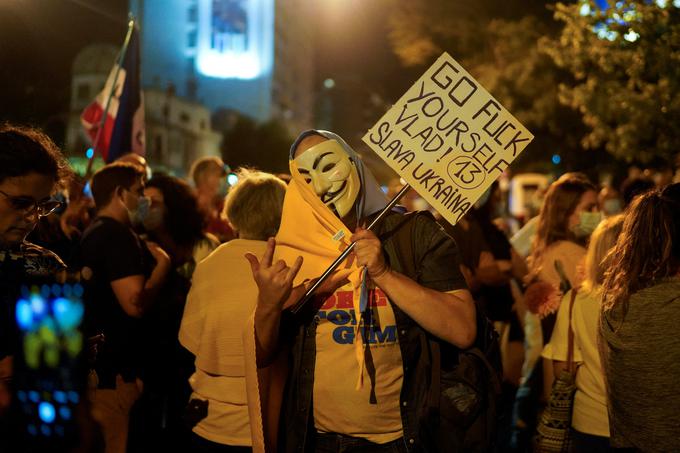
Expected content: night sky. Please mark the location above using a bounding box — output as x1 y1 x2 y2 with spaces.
0 1 129 141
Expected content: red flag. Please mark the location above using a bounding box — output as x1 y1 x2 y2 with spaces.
80 27 145 163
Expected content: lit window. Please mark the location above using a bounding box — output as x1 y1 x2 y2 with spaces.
188 4 198 22
188 30 198 48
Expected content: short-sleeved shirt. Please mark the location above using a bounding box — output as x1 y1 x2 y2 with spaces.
0 242 66 360
313 282 404 443
281 211 469 450
78 216 153 387
542 288 609 437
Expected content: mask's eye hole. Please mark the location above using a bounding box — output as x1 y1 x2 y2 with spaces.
322 162 336 172
298 169 312 184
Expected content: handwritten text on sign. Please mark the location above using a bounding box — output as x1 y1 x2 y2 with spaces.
362 52 534 225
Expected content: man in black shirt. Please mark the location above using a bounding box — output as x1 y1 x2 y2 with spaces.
0 125 70 415
79 162 170 453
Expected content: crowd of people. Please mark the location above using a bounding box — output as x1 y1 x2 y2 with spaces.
0 122 679 452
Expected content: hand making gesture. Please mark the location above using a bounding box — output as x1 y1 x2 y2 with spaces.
245 237 303 310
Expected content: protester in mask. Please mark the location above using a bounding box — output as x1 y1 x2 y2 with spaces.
144 174 218 279
601 184 680 451
78 162 170 453
598 185 623 217
525 175 600 354
190 156 234 243
510 172 592 259
0 124 71 416
527 177 599 306
128 174 219 451
542 215 623 451
245 130 477 452
512 176 599 449
179 169 287 451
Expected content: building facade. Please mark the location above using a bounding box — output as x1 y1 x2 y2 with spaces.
66 43 222 176
129 0 315 134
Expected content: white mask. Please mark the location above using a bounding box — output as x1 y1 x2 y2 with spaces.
294 139 360 218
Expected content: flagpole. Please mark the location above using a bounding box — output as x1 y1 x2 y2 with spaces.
289 183 412 315
83 15 137 181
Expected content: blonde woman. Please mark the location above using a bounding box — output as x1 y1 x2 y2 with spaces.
542 215 623 451
179 169 287 451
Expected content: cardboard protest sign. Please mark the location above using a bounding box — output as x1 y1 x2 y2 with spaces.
362 52 534 225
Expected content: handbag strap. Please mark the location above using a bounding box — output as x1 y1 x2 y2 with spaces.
566 288 577 374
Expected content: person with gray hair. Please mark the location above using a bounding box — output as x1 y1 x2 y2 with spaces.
178 169 287 451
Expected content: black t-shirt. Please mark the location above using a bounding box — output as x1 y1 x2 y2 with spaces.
379 210 468 293
440 214 490 275
474 212 516 321
0 242 66 360
78 216 153 387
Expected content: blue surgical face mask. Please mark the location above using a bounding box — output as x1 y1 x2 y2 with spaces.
572 211 602 238
129 196 151 226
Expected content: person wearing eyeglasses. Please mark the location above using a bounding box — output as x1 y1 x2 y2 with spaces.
0 124 72 415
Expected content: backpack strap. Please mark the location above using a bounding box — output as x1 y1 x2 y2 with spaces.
386 211 503 412
382 210 423 279
385 210 443 411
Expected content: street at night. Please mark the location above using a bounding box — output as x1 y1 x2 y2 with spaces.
1 1 679 452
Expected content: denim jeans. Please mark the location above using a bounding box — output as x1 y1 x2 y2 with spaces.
312 432 408 453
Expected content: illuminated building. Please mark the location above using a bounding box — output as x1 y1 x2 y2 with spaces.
129 0 315 133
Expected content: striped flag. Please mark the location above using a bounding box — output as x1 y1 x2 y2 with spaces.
81 26 145 163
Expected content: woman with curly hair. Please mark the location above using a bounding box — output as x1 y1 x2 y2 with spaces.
600 183 680 451
130 174 218 450
143 174 219 278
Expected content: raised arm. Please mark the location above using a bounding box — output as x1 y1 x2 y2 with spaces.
245 238 303 367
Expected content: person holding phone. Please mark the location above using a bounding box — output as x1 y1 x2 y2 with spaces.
0 124 71 415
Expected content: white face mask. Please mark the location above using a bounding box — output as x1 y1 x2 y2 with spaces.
294 139 360 218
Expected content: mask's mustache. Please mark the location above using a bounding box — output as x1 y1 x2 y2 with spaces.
322 181 347 204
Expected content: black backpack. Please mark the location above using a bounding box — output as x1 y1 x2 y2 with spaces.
381 210 503 452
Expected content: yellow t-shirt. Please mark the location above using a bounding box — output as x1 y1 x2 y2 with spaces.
542 289 609 437
313 282 404 443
